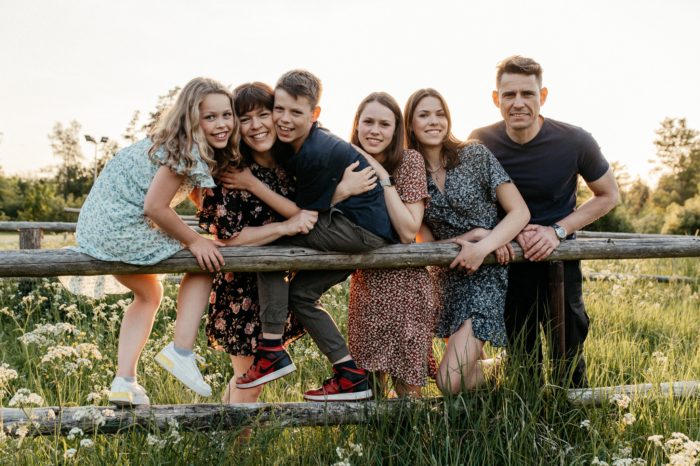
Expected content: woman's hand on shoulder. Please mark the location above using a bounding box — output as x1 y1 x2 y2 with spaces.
282 210 318 236
337 161 377 198
351 144 389 180
216 166 258 192
187 237 226 272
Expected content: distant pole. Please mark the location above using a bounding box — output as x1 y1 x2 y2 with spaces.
84 135 109 180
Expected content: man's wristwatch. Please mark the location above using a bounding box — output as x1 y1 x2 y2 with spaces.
379 176 395 187
551 223 567 241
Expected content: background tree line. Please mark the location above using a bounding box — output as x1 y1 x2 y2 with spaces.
0 86 196 223
1 96 699 234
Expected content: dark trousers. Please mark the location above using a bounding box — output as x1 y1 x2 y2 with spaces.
257 209 391 363
504 260 590 388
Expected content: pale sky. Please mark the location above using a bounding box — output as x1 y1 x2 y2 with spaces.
1 0 699 184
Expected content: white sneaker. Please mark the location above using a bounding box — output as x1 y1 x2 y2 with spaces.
109 377 150 406
154 342 212 397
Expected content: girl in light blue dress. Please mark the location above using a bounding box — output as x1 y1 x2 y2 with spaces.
60 77 240 406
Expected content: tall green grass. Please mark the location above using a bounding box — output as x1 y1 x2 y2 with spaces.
0 257 698 465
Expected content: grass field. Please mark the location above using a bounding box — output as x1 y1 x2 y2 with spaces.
1 246 699 464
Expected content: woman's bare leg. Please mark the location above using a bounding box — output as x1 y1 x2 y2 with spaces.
223 355 262 404
222 354 262 443
172 272 214 351
391 376 422 398
436 318 486 395
113 274 163 378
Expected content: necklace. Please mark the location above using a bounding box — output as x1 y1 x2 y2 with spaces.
426 157 446 183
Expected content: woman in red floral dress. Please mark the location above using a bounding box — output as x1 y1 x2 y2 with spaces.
346 93 436 397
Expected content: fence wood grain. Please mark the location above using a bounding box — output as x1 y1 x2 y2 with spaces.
2 382 696 437
2 238 700 278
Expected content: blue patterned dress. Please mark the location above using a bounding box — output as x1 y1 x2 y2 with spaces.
59 138 216 297
422 143 513 346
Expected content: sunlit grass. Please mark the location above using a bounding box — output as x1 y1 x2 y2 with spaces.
0 258 698 464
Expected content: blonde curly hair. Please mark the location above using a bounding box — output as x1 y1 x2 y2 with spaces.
148 77 240 177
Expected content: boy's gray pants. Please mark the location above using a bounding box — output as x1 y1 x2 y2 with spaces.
258 209 391 363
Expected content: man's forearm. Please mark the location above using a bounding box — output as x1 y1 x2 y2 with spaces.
557 193 618 234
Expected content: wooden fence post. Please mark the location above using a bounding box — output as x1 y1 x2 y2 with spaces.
19 228 42 250
548 260 566 383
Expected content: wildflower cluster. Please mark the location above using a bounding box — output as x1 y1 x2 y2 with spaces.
8 389 43 407
18 322 76 347
146 418 183 450
72 406 115 427
332 442 363 466
648 432 700 466
0 363 18 398
591 444 646 465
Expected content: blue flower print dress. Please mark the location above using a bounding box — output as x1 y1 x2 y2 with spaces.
422 143 513 347
59 138 216 298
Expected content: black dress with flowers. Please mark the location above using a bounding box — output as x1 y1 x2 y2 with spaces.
198 163 306 356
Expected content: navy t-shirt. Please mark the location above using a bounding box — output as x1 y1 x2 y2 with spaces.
469 118 609 227
284 122 395 243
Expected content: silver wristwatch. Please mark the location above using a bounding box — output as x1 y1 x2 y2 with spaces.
551 223 567 241
379 176 395 187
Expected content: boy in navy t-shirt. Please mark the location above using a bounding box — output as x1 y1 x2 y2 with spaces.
236 69 395 401
470 56 618 388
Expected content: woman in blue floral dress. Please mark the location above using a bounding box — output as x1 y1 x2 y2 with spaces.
60 77 240 406
406 88 530 395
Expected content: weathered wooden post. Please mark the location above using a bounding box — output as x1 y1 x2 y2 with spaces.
19 228 42 250
548 260 566 383
18 228 42 293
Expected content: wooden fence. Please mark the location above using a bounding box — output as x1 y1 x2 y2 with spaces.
1 221 699 437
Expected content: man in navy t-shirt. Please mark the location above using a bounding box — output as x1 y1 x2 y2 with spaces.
469 56 619 388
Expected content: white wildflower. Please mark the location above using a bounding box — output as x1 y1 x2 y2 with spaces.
8 388 44 407
580 419 591 430
609 393 631 409
336 446 345 459
79 438 94 448
64 448 77 459
147 433 166 450
67 427 84 440
75 343 102 360
622 413 636 425
647 435 663 446
86 393 101 403
72 406 107 426
0 363 18 385
41 345 78 363
18 322 76 347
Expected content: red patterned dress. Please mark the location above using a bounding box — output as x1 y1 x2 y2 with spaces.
347 149 437 387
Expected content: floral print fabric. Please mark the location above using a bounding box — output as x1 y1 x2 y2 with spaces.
59 138 216 298
348 150 437 386
199 163 306 356
422 143 513 346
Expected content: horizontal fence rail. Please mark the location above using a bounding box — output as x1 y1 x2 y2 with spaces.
2 382 698 437
0 221 203 234
2 238 700 278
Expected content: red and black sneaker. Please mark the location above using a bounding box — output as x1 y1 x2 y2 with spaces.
303 366 373 401
236 345 296 389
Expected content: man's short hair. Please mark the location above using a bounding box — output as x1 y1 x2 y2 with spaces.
275 69 323 109
496 55 543 90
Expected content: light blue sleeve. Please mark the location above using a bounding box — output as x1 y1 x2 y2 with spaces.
151 141 216 188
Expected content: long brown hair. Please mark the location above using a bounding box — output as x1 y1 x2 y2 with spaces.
404 88 475 171
350 92 405 175
232 82 290 168
148 77 240 178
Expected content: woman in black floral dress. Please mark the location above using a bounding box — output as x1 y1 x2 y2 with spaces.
200 82 376 404
406 89 531 395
